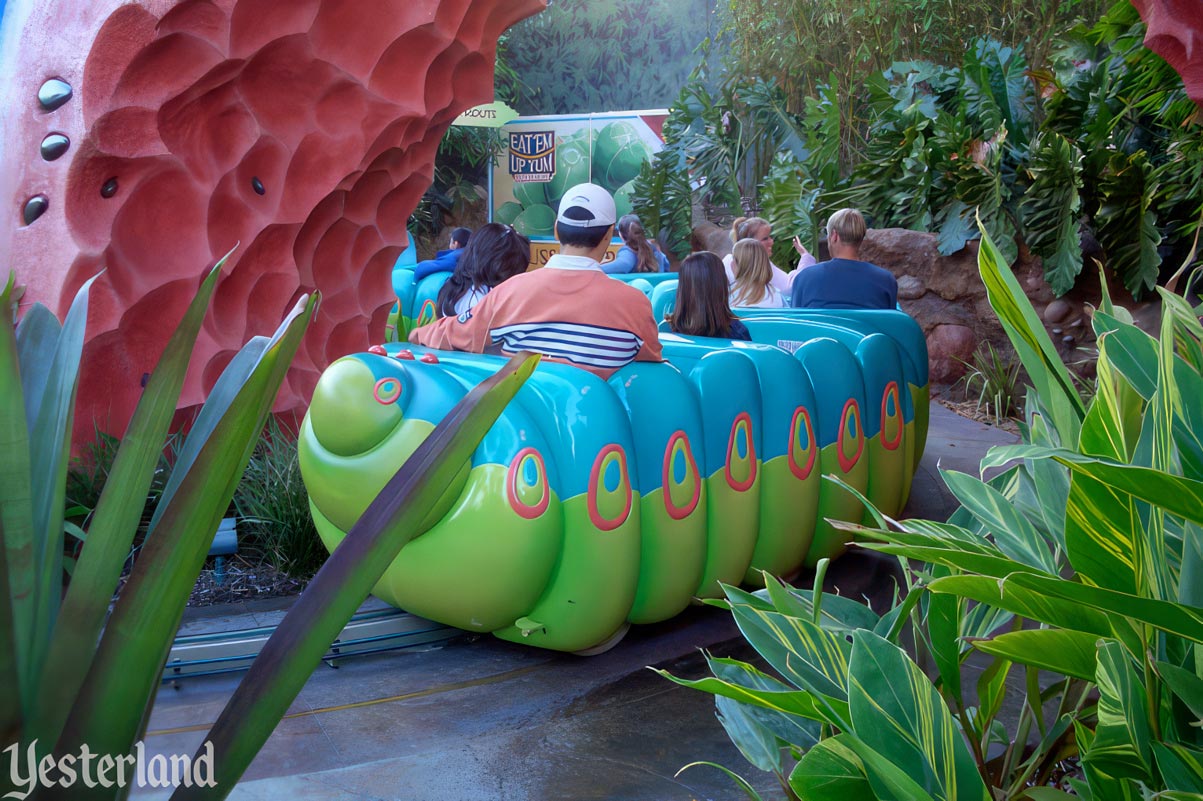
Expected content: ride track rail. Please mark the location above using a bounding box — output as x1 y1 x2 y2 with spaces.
163 607 458 683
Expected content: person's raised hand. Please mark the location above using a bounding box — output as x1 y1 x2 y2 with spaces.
792 236 809 256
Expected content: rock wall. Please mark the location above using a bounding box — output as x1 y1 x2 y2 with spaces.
1 0 545 438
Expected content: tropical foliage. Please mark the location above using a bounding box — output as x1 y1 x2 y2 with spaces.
664 223 1203 798
504 0 719 116
643 0 1201 298
0 258 537 799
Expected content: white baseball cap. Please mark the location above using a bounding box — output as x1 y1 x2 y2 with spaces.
556 183 617 228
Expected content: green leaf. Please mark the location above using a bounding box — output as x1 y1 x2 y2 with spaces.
1021 131 1084 295
847 630 990 801
839 735 942 801
726 602 853 718
928 574 1116 642
1006 571 1203 645
0 274 31 729
1019 788 1078 800
940 469 1058 573
708 654 820 755
1063 472 1137 596
977 216 1085 442
1156 661 1203 721
982 445 1203 527
179 351 541 793
676 761 765 801
658 671 840 727
969 629 1100 682
29 255 228 749
975 654 1011 729
1152 743 1203 793
925 566 963 704
23 276 96 691
789 735 876 801
1088 641 1154 782
56 294 319 770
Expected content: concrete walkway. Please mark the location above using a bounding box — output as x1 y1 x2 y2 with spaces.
134 402 1017 801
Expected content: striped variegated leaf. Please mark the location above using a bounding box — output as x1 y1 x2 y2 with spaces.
928 575 1116 642
1093 315 1158 400
1064 472 1138 595
968 629 1100 682
982 445 1203 527
657 671 842 728
1005 572 1203 644
847 630 990 801
1088 641 1155 783
940 469 1058 573
789 734 877 801
726 603 853 727
1081 334 1145 463
976 214 1084 444
709 655 821 767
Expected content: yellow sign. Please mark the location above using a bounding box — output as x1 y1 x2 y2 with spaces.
453 101 519 128
527 243 623 270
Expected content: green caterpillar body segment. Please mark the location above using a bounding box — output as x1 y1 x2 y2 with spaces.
302 287 929 653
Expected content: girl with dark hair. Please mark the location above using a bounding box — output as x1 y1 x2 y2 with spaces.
435 223 531 318
665 251 751 340
604 214 670 274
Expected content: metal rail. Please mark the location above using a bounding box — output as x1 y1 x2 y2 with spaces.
164 607 460 681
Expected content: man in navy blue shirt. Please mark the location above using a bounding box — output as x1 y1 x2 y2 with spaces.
790 209 897 310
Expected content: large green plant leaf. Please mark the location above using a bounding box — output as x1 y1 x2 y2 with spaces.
981 445 1203 527
940 469 1058 573
169 352 544 795
789 734 877 801
1152 743 1203 793
1088 641 1154 783
56 294 318 774
726 602 853 716
847 630 990 800
29 256 229 749
977 216 1085 442
1022 131 1084 294
925 565 964 705
1096 150 1162 299
0 275 25 743
708 655 821 768
927 575 1116 642
969 629 1100 682
1003 572 1203 645
20 277 95 692
659 672 842 727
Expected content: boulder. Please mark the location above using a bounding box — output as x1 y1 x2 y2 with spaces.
927 324 978 384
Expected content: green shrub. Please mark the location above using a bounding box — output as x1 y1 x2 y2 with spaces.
234 417 324 578
664 223 1203 799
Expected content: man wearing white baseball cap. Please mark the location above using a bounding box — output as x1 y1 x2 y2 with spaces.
410 182 663 378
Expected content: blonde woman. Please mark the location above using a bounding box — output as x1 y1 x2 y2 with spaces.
721 216 815 293
729 238 786 308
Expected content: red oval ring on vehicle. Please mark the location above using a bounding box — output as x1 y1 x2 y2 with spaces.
881 381 903 451
787 406 817 480
587 444 632 531
661 430 701 520
506 447 550 520
837 398 864 472
724 412 757 492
